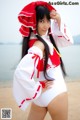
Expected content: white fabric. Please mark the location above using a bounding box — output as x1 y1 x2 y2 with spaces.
13 46 43 111
51 20 73 47
34 65 67 107
13 21 73 111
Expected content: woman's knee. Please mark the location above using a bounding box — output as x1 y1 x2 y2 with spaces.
27 103 47 120
47 92 68 120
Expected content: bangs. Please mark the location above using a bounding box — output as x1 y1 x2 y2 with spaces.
36 6 50 22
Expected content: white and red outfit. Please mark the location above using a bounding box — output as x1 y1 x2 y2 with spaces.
13 1 73 111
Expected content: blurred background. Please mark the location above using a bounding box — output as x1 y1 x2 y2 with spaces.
0 0 80 86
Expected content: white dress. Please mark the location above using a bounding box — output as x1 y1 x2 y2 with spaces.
13 21 73 111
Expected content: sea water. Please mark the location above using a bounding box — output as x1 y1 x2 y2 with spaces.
0 44 80 86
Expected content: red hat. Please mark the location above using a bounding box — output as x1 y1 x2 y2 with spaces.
18 1 56 37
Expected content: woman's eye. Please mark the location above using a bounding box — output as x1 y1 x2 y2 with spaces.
39 20 44 23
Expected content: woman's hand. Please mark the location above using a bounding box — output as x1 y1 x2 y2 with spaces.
41 80 54 93
50 10 61 29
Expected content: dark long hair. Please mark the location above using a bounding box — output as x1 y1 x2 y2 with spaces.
21 6 66 80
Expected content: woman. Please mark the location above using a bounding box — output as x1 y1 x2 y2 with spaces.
13 1 73 120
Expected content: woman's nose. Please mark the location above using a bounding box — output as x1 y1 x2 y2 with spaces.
43 23 49 29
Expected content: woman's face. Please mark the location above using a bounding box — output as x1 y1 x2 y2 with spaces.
37 16 50 36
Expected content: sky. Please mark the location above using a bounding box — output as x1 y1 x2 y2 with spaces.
0 0 80 43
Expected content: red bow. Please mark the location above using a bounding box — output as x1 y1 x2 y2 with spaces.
18 1 56 37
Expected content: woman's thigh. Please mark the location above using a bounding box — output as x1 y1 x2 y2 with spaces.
27 102 47 120
47 92 68 120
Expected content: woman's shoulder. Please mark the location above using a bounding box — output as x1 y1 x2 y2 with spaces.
29 32 44 53
33 40 44 52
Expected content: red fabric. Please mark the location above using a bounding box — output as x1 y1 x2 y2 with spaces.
29 53 40 79
49 49 61 67
19 85 41 108
36 59 44 78
39 81 45 88
28 39 60 78
37 59 44 71
29 39 37 47
18 1 56 37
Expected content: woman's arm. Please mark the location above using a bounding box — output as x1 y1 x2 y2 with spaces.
50 10 61 30
50 10 73 47
13 41 53 111
13 45 44 111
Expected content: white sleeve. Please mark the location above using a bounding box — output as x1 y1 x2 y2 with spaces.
13 46 43 111
51 20 74 47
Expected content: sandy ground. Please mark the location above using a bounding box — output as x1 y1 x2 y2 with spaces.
0 81 80 120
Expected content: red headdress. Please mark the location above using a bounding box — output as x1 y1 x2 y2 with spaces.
18 1 56 37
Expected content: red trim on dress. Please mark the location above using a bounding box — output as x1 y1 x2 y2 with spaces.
64 24 70 41
29 53 40 79
19 85 41 108
57 36 63 38
29 39 37 47
39 81 45 88
49 49 60 67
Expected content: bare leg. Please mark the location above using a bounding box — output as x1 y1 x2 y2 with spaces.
27 102 47 120
47 92 68 120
